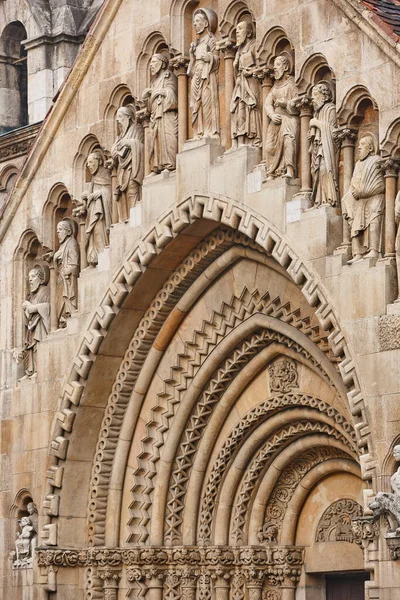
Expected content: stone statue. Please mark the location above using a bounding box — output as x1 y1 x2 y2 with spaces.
265 53 300 179
395 190 400 302
12 516 36 568
73 151 112 266
342 134 384 264
142 53 178 174
107 105 144 221
230 20 261 150
45 218 80 325
187 8 220 140
308 82 339 206
22 264 50 377
369 445 400 534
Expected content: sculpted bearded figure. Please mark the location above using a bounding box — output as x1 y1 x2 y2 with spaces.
22 265 50 377
342 134 384 264
308 82 339 206
265 54 300 179
142 54 178 173
187 8 220 140
230 21 261 150
107 105 144 221
73 151 112 266
46 219 80 325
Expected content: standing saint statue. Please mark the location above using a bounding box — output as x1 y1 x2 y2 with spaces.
265 53 300 179
308 82 339 207
187 8 220 140
230 20 261 150
341 134 384 264
142 53 178 173
45 218 80 325
22 264 50 377
107 105 144 221
73 151 112 267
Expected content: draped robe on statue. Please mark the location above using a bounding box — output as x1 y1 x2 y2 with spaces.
265 77 299 176
111 122 144 217
148 70 178 172
188 33 220 138
54 235 80 319
230 38 261 145
85 167 112 266
24 284 50 376
310 102 339 206
342 154 384 251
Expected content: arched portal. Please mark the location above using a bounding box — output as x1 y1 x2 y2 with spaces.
39 194 373 600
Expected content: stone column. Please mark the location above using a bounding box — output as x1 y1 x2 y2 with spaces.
49 263 58 331
245 568 264 600
137 108 151 177
171 56 190 152
98 568 121 600
335 128 357 254
218 39 236 150
145 569 164 600
213 569 231 600
78 216 87 270
296 95 313 196
383 158 399 257
256 66 273 162
181 568 197 600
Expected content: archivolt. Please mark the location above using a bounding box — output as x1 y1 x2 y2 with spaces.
42 193 375 548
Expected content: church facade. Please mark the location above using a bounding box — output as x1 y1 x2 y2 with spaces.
1 1 400 599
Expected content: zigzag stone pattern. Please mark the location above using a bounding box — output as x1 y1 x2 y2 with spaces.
163 330 329 545
42 194 375 547
197 393 357 544
130 287 331 544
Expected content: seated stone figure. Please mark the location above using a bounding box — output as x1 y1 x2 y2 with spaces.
342 134 384 264
13 516 36 568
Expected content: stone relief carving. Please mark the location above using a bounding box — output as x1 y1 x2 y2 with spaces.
187 8 220 140
11 504 38 569
22 264 50 377
267 358 298 393
257 522 278 544
230 21 261 151
315 498 363 543
265 53 300 179
45 218 80 326
106 105 144 221
73 151 112 266
308 82 339 207
142 54 178 174
342 134 384 264
351 515 379 547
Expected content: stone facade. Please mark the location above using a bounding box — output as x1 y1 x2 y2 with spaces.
1 1 400 599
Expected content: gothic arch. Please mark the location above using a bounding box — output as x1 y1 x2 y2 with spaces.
337 85 378 127
39 193 376 561
136 31 170 92
42 182 73 250
72 133 104 198
219 1 254 39
297 53 336 95
257 26 294 68
381 117 400 157
103 84 134 149
169 0 199 54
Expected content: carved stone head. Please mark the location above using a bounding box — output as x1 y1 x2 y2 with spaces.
358 134 377 161
116 105 136 135
28 265 48 293
236 20 254 46
57 219 73 243
311 82 333 110
193 8 218 35
150 53 168 77
393 445 400 462
273 54 290 81
86 151 103 175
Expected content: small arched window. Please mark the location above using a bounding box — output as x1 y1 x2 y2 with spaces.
0 21 28 133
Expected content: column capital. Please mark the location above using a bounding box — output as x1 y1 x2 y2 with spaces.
333 126 358 147
217 37 236 59
294 94 312 116
244 567 264 588
170 54 190 75
383 156 400 177
254 64 274 84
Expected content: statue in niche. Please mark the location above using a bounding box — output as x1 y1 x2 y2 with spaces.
341 134 384 264
265 53 300 179
370 445 400 534
22 264 50 377
395 190 400 302
73 151 112 266
45 218 80 326
187 8 220 140
12 516 36 568
230 20 261 150
142 53 178 174
308 81 339 207
106 105 144 221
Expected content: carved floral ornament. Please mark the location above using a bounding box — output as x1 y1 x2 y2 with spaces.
38 196 374 553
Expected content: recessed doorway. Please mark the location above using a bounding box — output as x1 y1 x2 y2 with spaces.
326 572 370 600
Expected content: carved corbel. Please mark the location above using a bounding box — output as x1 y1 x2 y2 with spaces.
351 515 380 548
